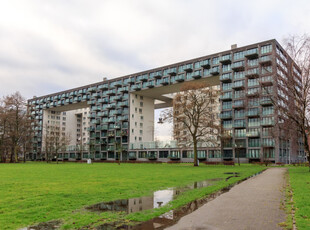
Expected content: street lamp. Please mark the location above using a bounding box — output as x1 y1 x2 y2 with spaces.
234 143 240 166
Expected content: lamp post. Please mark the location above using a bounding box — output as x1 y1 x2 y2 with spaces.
234 143 240 166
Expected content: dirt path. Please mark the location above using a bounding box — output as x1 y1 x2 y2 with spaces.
166 168 287 230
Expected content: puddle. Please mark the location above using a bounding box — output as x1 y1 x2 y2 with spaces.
96 170 265 230
224 172 240 181
19 220 62 230
86 178 222 214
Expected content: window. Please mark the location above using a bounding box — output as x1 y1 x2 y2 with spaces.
140 102 143 107
135 107 137 112
223 120 232 129
248 118 260 127
234 90 245 99
233 51 245 60
248 78 259 87
140 116 144 120
212 57 219 65
262 106 274 116
248 149 260 158
248 138 260 147
222 83 232 91
234 109 245 118
222 101 232 110
234 129 246 138
140 96 143 100
261 44 272 54
248 59 258 66
139 108 142 114
139 130 143 135
262 127 273 136
234 71 245 80
248 98 259 107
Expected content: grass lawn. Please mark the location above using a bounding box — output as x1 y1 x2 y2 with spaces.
288 167 310 230
0 162 264 229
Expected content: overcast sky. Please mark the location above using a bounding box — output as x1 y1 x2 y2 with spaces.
0 0 309 139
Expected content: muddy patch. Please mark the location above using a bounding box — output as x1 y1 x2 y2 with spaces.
19 220 62 230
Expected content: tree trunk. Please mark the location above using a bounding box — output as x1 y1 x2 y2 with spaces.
193 138 198 166
14 145 18 163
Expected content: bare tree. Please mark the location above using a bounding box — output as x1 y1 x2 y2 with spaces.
43 124 71 163
279 34 310 169
161 82 221 166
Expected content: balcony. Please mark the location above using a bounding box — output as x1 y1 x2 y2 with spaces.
246 131 260 137
261 119 274 127
192 70 202 79
92 93 101 98
114 124 121 129
132 84 141 91
98 84 109 90
246 90 259 97
220 93 232 101
119 86 129 93
150 71 162 79
259 55 272 65
106 89 116 96
144 81 154 88
201 60 211 69
138 75 148 82
87 87 97 93
232 81 245 89
98 98 109 104
233 100 245 108
220 73 232 82
219 54 232 64
245 68 259 78
119 101 128 107
231 61 245 71
175 74 185 82
118 115 127 121
160 77 170 85
245 48 259 59
261 76 273 86
107 104 116 109
260 98 273 106
220 112 232 120
167 68 177 76
108 117 116 123
262 139 275 147
91 120 100 125
210 66 220 76
183 64 193 72
114 81 122 87
233 122 246 128
247 109 260 117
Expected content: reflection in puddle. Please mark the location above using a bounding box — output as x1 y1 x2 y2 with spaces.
86 178 222 215
96 171 265 230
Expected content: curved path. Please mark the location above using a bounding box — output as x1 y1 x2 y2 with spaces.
166 168 287 230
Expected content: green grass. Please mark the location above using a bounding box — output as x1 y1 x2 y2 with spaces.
288 167 310 230
0 162 264 229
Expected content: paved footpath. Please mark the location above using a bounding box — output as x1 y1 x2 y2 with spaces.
166 168 287 230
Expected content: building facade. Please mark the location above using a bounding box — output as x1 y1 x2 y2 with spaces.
28 39 306 163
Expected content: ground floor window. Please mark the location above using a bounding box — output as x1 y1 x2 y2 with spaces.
138 151 147 158
247 149 260 158
159 151 169 158
208 150 221 158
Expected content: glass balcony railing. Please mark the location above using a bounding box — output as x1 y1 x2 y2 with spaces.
220 73 232 82
219 54 232 64
245 48 259 59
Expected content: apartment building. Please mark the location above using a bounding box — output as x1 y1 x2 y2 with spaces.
28 39 305 163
